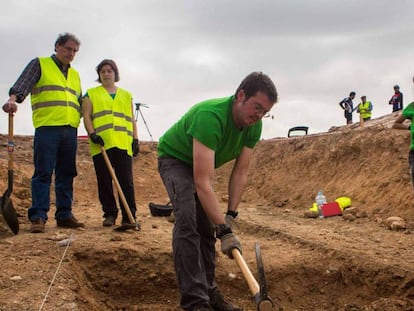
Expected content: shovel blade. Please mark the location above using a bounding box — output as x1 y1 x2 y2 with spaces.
0 196 19 235
113 223 140 232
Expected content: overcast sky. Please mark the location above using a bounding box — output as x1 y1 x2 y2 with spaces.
1 0 414 141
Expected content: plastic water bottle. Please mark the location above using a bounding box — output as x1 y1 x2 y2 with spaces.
315 190 327 219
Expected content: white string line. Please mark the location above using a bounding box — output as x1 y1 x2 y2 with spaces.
38 233 74 311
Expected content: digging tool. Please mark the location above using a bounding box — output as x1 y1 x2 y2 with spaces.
100 146 139 232
232 243 275 311
359 112 365 128
0 113 19 235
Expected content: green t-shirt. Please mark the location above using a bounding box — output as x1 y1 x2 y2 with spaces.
402 102 414 150
158 95 262 168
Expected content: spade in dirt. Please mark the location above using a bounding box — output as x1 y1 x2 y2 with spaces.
0 113 19 235
100 146 140 231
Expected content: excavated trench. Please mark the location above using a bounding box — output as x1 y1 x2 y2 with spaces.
67 221 414 311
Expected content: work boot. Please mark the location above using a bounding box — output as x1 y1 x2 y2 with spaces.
191 304 211 311
57 217 85 229
210 290 242 311
30 219 46 233
103 215 116 226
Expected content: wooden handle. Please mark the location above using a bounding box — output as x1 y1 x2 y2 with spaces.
100 146 135 223
8 113 14 170
232 248 260 296
359 113 364 128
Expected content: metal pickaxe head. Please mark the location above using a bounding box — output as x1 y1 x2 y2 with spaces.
254 242 275 311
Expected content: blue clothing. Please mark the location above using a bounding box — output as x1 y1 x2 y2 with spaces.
28 126 78 221
339 96 356 123
389 91 403 112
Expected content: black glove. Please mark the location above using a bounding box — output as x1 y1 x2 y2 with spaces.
224 210 238 229
89 132 104 146
132 138 140 157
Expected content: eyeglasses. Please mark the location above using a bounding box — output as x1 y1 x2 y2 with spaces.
253 103 269 118
63 46 79 53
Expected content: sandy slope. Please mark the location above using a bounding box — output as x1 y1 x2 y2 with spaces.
0 112 413 311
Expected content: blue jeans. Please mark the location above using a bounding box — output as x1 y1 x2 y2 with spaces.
28 126 78 222
158 157 217 310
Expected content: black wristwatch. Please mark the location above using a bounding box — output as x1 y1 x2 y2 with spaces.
226 210 238 218
215 223 232 239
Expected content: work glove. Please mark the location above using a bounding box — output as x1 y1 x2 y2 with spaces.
132 138 140 157
89 132 104 146
224 210 238 229
220 232 242 259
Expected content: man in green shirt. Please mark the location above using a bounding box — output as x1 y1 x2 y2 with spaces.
393 77 414 189
158 72 278 311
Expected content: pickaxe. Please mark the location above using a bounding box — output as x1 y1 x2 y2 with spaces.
232 242 277 311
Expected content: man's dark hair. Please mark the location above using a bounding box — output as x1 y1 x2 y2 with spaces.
350 91 356 96
235 72 278 103
54 32 81 51
96 59 120 82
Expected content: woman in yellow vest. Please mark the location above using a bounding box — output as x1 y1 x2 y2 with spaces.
82 59 139 227
357 95 373 121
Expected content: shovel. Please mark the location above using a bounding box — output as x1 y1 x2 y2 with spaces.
0 113 19 235
232 242 276 311
100 146 139 231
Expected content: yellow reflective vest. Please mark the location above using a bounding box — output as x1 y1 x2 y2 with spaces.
87 86 134 156
358 101 372 119
31 57 81 128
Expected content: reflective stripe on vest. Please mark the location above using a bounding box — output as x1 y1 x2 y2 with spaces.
30 57 81 128
87 86 134 156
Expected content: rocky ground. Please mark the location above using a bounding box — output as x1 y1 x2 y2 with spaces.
0 112 413 311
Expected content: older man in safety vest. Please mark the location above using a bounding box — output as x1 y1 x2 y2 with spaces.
2 32 85 233
357 95 373 122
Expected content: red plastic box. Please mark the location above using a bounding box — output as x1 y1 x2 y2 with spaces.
321 202 342 217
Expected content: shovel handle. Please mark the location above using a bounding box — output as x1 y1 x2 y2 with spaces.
100 146 135 224
7 113 14 170
232 248 260 296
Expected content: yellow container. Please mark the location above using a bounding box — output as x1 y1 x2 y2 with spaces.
309 202 318 212
335 196 352 211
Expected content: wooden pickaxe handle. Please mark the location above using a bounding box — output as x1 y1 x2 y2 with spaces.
232 248 275 311
232 248 260 295
100 146 135 224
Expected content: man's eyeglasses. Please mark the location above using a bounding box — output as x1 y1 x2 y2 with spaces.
253 103 270 118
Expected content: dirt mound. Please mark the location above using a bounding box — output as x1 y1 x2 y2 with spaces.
0 113 413 311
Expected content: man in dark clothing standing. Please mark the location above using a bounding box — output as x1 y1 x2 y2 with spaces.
389 84 403 112
339 91 356 124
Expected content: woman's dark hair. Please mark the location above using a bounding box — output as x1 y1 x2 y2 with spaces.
235 72 278 103
96 59 120 82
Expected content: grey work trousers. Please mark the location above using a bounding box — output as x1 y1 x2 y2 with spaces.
158 157 217 310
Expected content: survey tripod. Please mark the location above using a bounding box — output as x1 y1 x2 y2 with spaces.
134 102 153 141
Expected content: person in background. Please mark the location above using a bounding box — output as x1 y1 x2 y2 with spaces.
389 84 403 112
2 32 84 233
157 72 278 311
82 59 139 227
339 91 356 124
357 95 373 122
392 76 414 189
